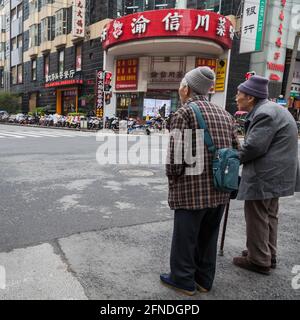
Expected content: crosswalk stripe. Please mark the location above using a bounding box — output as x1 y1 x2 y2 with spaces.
0 133 25 138
26 131 95 137
17 131 65 138
2 132 44 138
0 130 96 139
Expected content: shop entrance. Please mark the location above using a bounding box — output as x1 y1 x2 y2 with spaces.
143 90 179 118
29 92 38 112
116 93 141 119
56 88 79 115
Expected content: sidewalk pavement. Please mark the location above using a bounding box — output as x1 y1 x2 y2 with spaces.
0 197 299 300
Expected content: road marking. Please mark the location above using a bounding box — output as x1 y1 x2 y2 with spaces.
0 130 96 139
3 131 44 138
0 132 25 138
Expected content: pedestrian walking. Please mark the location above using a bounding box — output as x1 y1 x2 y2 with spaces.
233 75 300 275
160 66 240 296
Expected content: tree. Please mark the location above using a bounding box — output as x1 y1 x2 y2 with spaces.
0 92 21 113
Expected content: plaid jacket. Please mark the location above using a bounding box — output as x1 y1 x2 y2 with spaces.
166 95 240 210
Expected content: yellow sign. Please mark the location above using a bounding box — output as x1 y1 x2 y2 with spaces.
215 59 227 92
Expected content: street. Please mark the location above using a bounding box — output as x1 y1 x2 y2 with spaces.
0 124 299 300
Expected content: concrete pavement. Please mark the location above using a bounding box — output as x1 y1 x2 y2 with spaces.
0 124 299 300
0 202 299 300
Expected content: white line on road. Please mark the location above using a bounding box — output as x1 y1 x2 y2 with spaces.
2 131 44 138
0 133 25 138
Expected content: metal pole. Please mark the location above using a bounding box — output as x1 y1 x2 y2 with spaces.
285 32 300 101
103 50 107 129
219 0 222 14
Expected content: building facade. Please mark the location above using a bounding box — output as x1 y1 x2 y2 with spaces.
0 0 298 117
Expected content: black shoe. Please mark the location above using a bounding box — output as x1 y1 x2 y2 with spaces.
233 256 271 275
195 281 209 293
160 273 196 296
242 250 277 269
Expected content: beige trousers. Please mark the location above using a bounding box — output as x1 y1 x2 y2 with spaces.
244 198 279 267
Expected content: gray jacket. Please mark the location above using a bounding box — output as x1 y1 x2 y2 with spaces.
237 99 300 201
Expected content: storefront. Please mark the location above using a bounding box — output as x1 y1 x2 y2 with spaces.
44 69 83 115
101 9 234 119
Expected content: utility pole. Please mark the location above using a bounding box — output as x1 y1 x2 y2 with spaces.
285 32 300 101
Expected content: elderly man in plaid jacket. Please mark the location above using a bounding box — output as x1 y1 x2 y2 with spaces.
160 66 240 296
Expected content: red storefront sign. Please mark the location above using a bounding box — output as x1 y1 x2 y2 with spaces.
101 9 234 50
196 58 217 71
45 79 83 88
115 58 138 90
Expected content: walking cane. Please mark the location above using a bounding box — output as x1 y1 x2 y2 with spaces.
219 201 230 256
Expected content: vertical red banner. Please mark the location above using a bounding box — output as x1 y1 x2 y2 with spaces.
115 58 139 90
95 70 104 117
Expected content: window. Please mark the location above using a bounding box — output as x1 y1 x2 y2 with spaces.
44 54 50 79
58 49 64 74
187 0 221 12
41 17 52 42
17 4 23 18
29 0 39 15
55 8 67 37
29 24 39 48
32 58 37 81
11 8 17 21
17 35 22 48
41 0 53 7
11 66 17 84
0 68 4 88
17 64 23 83
75 44 82 71
11 37 17 50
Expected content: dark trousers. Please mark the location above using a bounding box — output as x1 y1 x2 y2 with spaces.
170 205 225 290
245 198 279 267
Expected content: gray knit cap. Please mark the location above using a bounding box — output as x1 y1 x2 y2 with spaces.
184 66 215 95
238 75 269 99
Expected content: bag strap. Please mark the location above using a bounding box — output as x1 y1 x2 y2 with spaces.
189 102 216 154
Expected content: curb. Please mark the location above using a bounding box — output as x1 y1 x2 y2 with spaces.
0 122 99 133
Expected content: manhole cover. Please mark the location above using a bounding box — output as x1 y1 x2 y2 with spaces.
119 169 154 177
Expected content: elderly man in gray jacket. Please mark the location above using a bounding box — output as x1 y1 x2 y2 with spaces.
233 75 300 275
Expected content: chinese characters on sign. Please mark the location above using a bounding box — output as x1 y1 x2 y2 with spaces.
194 14 210 32
95 70 104 118
215 59 227 92
101 9 233 50
116 59 138 90
72 0 85 38
45 70 76 83
113 21 123 39
44 69 82 88
131 15 150 34
239 0 267 53
163 12 183 31
267 0 287 81
216 17 226 37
